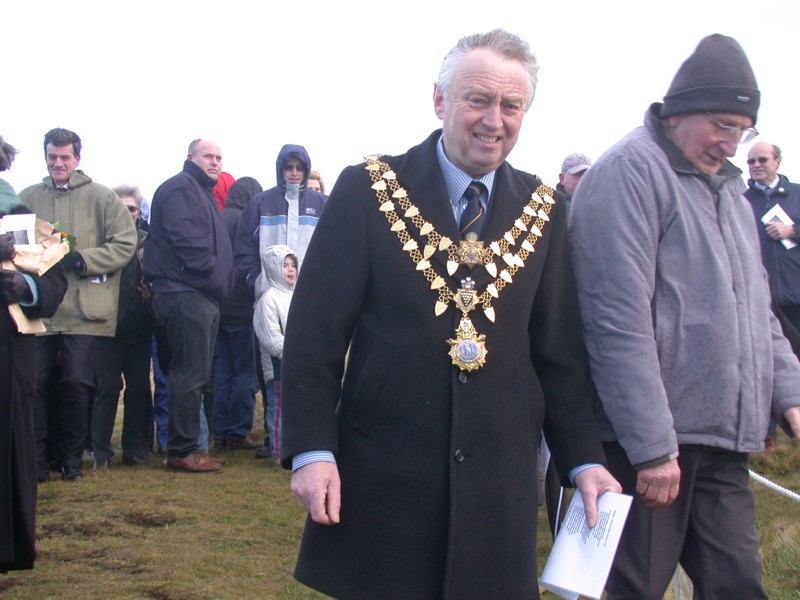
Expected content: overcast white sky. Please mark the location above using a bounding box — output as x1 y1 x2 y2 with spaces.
5 1 800 202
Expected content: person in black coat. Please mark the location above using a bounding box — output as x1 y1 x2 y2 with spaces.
0 193 67 572
281 30 620 599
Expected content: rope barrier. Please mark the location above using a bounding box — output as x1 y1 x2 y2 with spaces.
749 469 800 503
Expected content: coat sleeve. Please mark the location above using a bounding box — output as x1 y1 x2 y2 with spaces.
529 192 609 484
253 292 284 359
79 189 138 276
263 296 286 360
280 165 371 466
570 156 678 467
20 262 68 319
767 288 800 428
234 196 261 288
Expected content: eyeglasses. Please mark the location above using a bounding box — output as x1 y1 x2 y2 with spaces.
705 113 759 144
746 157 770 165
283 164 305 172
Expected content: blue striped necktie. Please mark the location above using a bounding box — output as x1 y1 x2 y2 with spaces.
459 181 486 239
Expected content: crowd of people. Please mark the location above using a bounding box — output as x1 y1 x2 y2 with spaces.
2 26 800 600
0 129 328 571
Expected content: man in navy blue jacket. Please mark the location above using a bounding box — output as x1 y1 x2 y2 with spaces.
745 141 800 450
143 139 234 473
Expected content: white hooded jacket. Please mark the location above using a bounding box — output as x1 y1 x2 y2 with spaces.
253 244 296 379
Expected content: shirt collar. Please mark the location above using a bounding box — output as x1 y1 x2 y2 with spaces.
436 133 495 206
756 176 780 191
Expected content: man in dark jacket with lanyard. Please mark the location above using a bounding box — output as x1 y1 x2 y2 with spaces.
745 142 800 327
281 29 620 599
143 139 234 473
745 141 800 450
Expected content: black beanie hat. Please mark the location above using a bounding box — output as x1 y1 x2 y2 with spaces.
660 34 760 125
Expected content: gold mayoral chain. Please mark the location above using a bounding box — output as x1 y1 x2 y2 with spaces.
364 155 555 372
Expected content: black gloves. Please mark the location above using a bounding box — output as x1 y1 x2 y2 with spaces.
0 232 15 262
60 249 84 272
0 269 32 305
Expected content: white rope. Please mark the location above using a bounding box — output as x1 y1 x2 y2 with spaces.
749 469 800 503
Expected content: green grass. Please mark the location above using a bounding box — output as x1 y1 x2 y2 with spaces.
2 410 799 599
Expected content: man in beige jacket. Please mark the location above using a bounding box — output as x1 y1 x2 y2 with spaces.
20 128 136 482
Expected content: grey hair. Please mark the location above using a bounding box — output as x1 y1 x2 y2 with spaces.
436 29 538 111
771 144 783 161
113 184 144 208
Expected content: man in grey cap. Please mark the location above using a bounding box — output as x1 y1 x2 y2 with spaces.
570 34 800 598
558 152 592 196
555 152 592 217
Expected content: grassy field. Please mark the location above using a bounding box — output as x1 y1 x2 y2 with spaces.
1 416 798 599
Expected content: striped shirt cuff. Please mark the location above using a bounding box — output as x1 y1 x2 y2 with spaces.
292 450 336 472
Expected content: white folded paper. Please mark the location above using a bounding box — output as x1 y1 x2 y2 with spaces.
761 203 797 250
540 491 633 600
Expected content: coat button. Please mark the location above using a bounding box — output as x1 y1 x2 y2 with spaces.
458 372 468 384
454 449 464 463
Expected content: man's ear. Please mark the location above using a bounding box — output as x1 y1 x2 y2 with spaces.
433 84 445 120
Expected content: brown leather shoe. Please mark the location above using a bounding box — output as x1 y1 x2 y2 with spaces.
166 452 222 473
199 452 227 465
226 435 261 450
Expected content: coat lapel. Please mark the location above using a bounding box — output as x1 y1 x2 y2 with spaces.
393 133 461 278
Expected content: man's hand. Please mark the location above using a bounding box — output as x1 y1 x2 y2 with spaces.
59 249 84 272
291 462 341 525
783 406 800 439
0 232 15 262
765 222 795 241
574 466 623 528
0 269 32 304
635 458 680 508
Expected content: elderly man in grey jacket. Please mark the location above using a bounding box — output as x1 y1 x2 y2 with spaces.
570 35 800 599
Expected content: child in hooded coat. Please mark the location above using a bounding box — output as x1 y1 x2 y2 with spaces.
253 244 297 462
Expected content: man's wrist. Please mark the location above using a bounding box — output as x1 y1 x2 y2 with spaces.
633 450 679 471
569 463 603 486
292 450 336 472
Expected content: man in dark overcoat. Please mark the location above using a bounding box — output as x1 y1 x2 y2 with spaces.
281 29 620 599
0 201 67 573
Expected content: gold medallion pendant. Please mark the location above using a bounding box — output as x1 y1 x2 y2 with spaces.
364 155 555 372
447 278 487 370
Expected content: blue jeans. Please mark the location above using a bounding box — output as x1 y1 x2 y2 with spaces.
213 323 258 440
199 399 209 453
151 336 169 453
265 377 282 460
